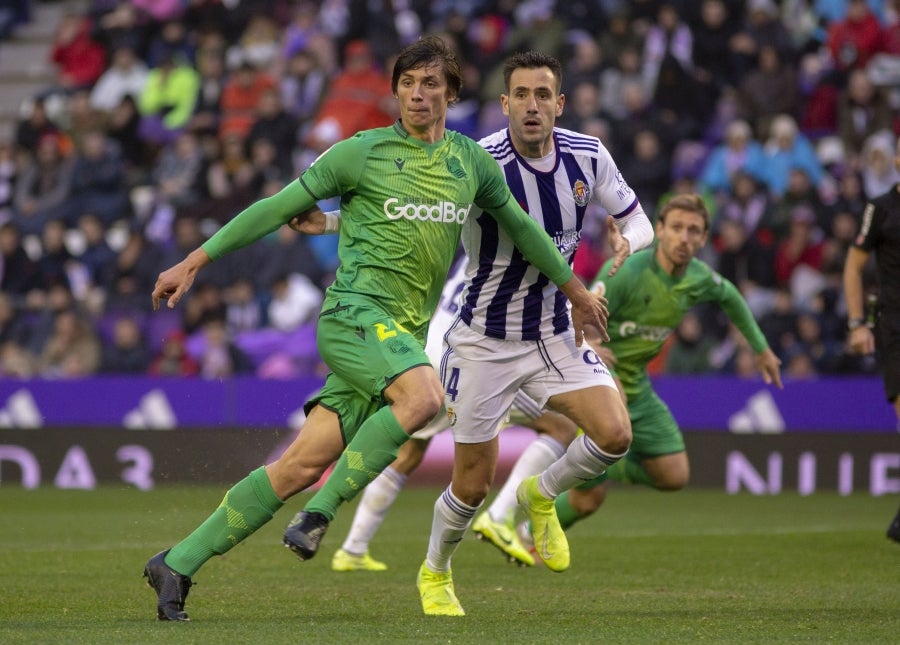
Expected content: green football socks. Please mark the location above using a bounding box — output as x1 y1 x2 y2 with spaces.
305 405 409 521
554 491 583 530
605 453 656 487
165 466 284 576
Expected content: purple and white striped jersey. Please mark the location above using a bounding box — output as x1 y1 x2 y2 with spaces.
458 126 647 341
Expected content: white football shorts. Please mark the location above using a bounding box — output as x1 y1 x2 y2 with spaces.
439 319 617 443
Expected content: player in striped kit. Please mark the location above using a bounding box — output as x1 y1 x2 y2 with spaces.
414 51 654 616
328 254 579 573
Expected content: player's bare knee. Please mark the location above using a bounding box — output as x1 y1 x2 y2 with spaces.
654 472 689 491
594 420 631 456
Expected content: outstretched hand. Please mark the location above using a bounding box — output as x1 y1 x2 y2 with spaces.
756 348 783 390
606 216 631 277
151 248 210 310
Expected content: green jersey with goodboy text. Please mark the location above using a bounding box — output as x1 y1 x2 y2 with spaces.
202 122 573 343
593 248 768 399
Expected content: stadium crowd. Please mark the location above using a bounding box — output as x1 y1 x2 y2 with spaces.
0 0 897 382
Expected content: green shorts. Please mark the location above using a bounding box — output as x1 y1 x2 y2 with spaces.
627 386 685 459
305 298 431 444
575 385 684 490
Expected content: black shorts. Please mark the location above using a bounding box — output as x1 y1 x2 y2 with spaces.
877 308 900 402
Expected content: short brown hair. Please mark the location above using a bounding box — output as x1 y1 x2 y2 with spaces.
657 194 710 231
503 51 563 93
391 35 462 105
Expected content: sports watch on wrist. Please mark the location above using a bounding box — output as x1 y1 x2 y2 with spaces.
847 318 865 331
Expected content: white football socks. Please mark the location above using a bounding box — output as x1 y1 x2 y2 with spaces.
341 466 407 555
488 434 565 522
538 434 626 498
425 486 480 572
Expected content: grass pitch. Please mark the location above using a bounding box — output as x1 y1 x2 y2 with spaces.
0 485 897 644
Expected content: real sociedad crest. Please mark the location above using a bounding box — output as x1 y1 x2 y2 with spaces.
572 179 590 206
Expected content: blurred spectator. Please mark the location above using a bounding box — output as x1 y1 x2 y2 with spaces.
762 114 827 198
555 80 605 134
34 218 73 293
564 35 604 88
0 221 38 297
90 1 146 55
279 1 324 64
759 286 799 357
64 88 107 152
226 14 280 71
598 9 644 70
137 49 200 147
36 308 101 378
826 0 885 73
651 54 710 148
266 272 323 332
218 60 277 140
144 132 204 242
783 348 818 378
106 95 146 180
859 130 900 197
255 222 326 291
89 44 148 114
729 0 795 82
103 230 163 312
714 218 778 316
223 277 264 335
196 316 254 379
691 0 741 91
306 39 394 152
73 212 116 289
664 310 717 374
246 88 298 179
12 132 73 235
145 19 194 68
148 329 199 377
836 68 894 160
766 165 832 238
736 44 800 138
182 281 226 335
716 170 773 235
0 291 28 348
0 0 29 41
0 140 18 223
68 129 130 226
699 119 769 195
642 2 694 87
279 49 327 126
599 44 651 122
15 97 62 155
50 13 106 90
774 205 826 287
618 129 671 219
188 45 227 136
133 0 186 24
100 316 153 374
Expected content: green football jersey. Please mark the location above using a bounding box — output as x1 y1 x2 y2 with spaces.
203 122 571 344
592 248 767 398
301 123 513 341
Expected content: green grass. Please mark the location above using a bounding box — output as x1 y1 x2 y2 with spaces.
0 486 897 644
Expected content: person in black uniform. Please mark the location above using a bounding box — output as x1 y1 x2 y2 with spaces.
843 135 900 543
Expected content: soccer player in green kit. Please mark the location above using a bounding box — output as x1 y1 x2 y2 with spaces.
482 192 783 547
142 36 607 622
